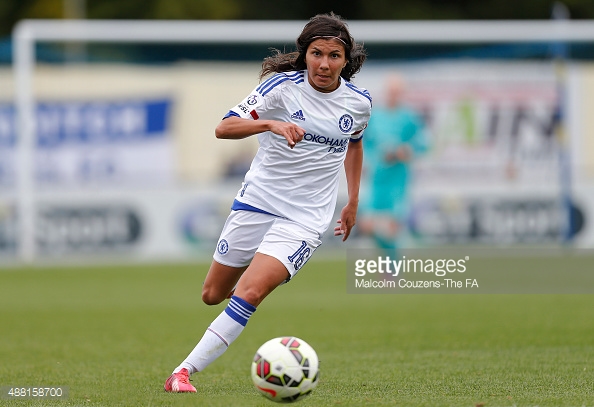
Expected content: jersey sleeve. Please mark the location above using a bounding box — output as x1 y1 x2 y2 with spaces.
223 91 265 120
345 84 372 143
223 74 286 120
349 98 372 142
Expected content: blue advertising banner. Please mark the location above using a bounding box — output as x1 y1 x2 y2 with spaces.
0 98 173 186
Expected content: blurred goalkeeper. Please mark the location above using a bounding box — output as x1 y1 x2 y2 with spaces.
359 74 429 257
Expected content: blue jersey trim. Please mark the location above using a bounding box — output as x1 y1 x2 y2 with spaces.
345 82 372 105
349 136 363 143
223 110 240 119
256 72 305 96
231 199 277 216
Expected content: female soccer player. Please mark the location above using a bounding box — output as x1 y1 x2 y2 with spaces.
164 12 372 393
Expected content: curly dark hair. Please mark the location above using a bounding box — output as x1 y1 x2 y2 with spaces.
260 12 367 82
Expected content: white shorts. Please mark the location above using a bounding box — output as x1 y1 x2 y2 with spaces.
213 210 322 279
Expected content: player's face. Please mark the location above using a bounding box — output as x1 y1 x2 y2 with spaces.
305 38 347 93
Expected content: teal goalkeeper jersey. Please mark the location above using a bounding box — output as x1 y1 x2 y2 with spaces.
362 105 428 215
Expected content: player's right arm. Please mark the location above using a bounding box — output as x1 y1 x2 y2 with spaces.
215 116 305 149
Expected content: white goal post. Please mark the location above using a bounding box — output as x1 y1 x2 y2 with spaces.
12 19 594 263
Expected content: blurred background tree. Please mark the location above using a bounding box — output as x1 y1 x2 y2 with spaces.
1 0 594 36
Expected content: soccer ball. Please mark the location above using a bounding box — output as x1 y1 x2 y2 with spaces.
251 336 319 403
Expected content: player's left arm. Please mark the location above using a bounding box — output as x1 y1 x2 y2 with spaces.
409 111 430 156
335 139 363 241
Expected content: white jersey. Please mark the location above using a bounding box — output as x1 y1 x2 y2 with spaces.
225 70 372 236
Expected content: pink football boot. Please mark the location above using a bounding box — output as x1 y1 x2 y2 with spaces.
164 368 197 393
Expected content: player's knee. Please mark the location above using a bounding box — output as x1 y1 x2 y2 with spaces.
201 287 225 305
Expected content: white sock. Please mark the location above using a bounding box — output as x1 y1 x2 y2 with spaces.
174 295 256 375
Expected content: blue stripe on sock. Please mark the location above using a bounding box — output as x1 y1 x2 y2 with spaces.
231 295 257 312
228 301 251 320
224 296 256 327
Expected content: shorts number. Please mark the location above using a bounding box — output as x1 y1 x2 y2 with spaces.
288 241 311 271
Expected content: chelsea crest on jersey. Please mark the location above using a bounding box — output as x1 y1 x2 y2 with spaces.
223 70 372 235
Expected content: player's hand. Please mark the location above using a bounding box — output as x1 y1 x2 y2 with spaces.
334 203 358 242
385 145 412 163
269 121 305 149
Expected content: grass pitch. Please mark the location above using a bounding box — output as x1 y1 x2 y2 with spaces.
1 257 593 406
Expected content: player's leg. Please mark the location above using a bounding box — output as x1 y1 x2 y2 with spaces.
373 214 400 256
212 218 322 356
363 183 405 258
359 212 399 256
165 211 273 392
164 256 287 393
164 216 320 393
385 193 410 259
167 255 287 376
358 184 396 255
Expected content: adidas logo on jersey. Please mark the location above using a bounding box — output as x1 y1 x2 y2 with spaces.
291 109 306 121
